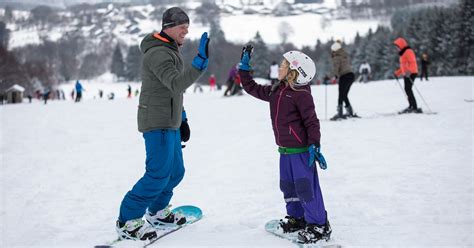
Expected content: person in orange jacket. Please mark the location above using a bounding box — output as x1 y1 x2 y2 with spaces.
393 37 422 113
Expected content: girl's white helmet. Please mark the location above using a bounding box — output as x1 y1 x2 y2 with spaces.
282 51 316 85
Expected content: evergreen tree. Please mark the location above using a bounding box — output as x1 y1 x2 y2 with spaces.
4 5 13 23
456 0 474 74
124 45 142 81
111 44 125 81
0 21 9 49
250 32 271 78
79 53 107 79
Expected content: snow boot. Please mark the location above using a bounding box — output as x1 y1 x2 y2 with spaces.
116 219 157 241
345 105 357 117
145 206 186 228
279 216 306 233
413 108 423 113
297 220 332 244
330 105 345 120
399 107 413 114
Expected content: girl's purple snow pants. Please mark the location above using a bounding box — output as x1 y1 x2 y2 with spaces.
279 152 327 225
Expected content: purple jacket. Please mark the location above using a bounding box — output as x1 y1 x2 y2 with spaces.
239 70 321 148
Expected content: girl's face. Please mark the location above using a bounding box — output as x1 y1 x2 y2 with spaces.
278 60 289 81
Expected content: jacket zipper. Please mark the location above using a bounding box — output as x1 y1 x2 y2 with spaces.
289 125 303 144
275 85 288 146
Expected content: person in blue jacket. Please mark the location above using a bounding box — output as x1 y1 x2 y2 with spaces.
75 80 83 102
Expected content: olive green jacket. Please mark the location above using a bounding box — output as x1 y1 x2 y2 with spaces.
137 33 203 132
329 48 353 78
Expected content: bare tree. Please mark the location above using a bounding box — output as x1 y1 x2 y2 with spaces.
278 21 294 45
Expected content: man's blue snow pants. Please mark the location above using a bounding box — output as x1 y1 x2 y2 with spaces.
279 152 327 225
118 129 184 223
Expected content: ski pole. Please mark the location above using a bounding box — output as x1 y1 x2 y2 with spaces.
325 81 328 121
408 77 434 113
394 77 406 96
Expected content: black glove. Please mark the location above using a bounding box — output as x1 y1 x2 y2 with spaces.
180 119 190 142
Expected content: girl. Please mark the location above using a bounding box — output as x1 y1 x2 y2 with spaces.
238 45 331 244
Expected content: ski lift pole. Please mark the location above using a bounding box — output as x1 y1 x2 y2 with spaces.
409 77 434 113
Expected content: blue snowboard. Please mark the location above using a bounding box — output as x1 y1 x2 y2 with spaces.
144 205 202 247
97 205 202 248
265 219 342 248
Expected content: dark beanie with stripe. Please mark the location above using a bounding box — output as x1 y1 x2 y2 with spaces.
162 7 189 30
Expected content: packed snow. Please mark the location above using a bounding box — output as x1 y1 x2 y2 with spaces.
1 76 473 247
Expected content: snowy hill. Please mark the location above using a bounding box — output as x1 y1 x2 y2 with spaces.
4 0 381 49
1 76 473 247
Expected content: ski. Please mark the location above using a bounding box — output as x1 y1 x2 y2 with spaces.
329 113 360 121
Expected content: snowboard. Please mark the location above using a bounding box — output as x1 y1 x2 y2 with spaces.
265 219 342 248
96 205 202 248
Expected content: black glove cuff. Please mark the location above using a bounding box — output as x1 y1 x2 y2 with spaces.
180 121 190 142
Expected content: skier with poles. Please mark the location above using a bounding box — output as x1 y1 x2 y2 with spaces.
238 45 332 244
115 7 209 241
393 37 422 114
328 41 357 120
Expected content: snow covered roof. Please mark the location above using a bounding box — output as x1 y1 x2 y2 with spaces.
5 84 25 93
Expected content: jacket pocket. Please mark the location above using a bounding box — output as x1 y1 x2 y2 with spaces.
137 104 148 130
289 125 303 144
147 96 171 127
170 98 174 120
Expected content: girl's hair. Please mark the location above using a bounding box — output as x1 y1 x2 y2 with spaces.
282 59 307 92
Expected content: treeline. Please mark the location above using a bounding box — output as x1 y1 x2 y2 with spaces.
345 0 473 80
339 0 460 18
1 0 472 94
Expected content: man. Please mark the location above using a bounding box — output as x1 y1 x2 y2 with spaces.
394 37 422 113
116 7 209 241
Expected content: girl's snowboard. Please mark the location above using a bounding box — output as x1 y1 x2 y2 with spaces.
97 205 202 248
265 219 341 248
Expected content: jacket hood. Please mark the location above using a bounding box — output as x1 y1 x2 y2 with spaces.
140 32 178 54
394 37 408 50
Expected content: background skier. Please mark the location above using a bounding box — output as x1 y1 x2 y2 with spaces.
208 74 216 91
75 80 83 102
116 7 209 241
393 37 422 113
329 41 356 120
238 46 332 244
269 61 279 85
420 53 430 81
358 60 371 83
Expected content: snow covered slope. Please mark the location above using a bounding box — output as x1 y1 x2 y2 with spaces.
1 76 473 247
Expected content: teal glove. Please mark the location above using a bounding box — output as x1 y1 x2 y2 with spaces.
308 144 327 170
238 44 253 71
